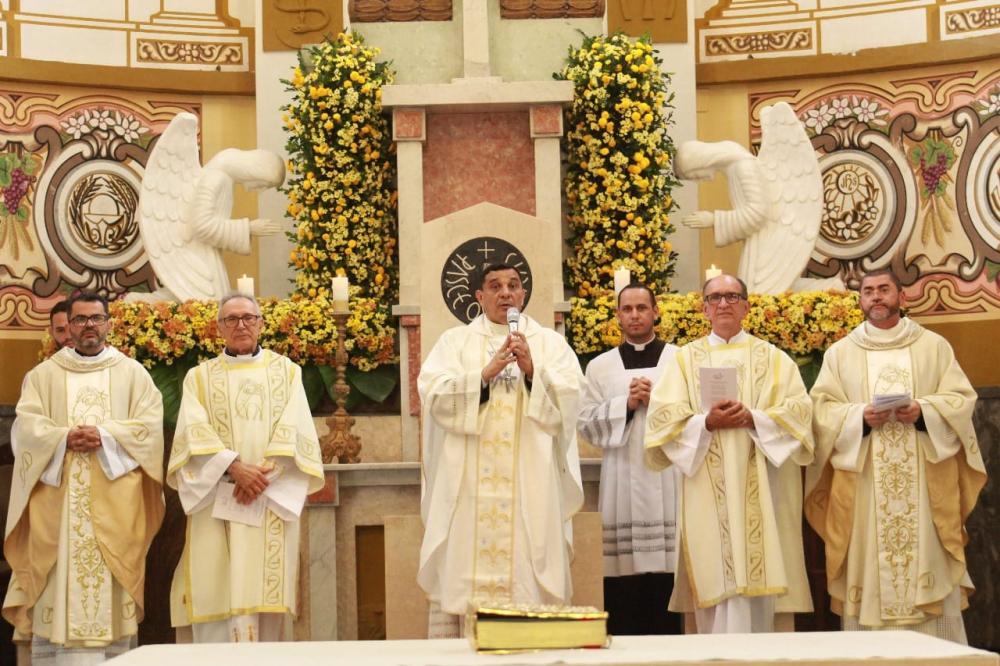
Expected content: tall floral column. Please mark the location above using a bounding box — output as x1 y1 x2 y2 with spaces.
558 33 679 353
281 32 399 405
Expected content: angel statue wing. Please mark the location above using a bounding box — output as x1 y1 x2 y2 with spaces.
745 102 824 295
136 112 229 301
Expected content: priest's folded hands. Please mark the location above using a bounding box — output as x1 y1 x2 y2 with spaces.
227 459 271 504
704 399 754 431
66 424 102 452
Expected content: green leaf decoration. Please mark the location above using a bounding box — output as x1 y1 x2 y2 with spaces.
347 363 397 403
301 364 326 412
149 364 182 429
985 259 1000 283
0 154 12 187
22 154 42 175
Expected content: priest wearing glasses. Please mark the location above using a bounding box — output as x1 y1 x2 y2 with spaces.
417 263 584 637
644 274 814 633
167 292 324 642
5 292 164 662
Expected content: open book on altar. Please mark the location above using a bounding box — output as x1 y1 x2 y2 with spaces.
466 603 610 653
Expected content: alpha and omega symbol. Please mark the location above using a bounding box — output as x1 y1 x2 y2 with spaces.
440 237 532 323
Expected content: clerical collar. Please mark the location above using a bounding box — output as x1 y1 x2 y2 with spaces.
223 346 263 362
68 346 113 363
623 334 657 351
708 329 747 345
618 337 665 370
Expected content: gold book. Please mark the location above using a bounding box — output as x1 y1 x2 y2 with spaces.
467 603 610 654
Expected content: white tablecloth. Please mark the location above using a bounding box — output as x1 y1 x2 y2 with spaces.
108 632 999 665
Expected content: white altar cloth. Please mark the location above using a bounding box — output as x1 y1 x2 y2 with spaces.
108 632 997 665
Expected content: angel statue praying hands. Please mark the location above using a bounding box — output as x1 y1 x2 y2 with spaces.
130 112 285 302
675 102 843 294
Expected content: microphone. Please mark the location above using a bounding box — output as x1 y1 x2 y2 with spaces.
506 307 520 335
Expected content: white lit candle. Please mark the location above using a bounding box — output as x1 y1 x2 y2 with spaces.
704 264 723 282
613 267 631 296
331 276 350 311
237 274 254 296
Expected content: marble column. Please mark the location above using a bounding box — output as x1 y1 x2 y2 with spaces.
392 108 427 463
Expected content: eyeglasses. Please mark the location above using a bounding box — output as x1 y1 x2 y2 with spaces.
221 314 262 328
704 292 745 305
69 314 109 327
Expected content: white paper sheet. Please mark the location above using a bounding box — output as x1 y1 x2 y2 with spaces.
698 366 738 411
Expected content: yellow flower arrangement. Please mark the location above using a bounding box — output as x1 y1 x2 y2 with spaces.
281 32 398 371
568 290 863 381
40 297 397 424
91 298 393 369
557 33 678 301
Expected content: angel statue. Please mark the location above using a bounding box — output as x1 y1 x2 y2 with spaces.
131 112 285 302
675 102 843 294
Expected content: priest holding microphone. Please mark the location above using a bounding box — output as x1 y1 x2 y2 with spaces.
417 263 585 637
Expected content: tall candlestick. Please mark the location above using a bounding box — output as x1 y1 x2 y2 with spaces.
237 274 254 296
331 276 349 311
704 264 723 282
613 267 631 296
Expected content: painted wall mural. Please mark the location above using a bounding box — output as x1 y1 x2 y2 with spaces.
0 89 199 332
749 61 1000 321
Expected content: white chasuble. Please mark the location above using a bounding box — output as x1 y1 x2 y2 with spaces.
807 319 985 641
578 345 678 577
4 347 165 648
645 334 813 619
418 315 584 616
167 350 324 629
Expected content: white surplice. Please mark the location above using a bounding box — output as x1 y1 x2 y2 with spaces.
578 342 679 577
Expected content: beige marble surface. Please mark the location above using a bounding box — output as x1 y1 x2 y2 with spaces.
335 484 422 641
383 511 606 639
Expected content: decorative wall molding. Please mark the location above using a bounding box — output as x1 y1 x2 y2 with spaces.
499 0 604 20
941 3 1000 39
704 27 814 59
1 5 252 74
694 0 1000 69
134 38 245 68
349 0 453 22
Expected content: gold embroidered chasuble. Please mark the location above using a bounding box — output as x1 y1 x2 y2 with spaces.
167 350 324 627
3 347 165 645
644 335 813 614
806 319 985 629
418 315 585 615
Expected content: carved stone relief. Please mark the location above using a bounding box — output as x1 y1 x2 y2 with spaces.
608 0 686 43
262 0 343 52
500 0 604 20
350 0 452 22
